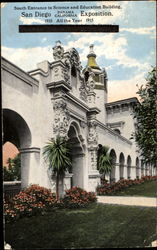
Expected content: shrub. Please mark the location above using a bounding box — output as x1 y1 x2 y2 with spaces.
24 184 58 208
63 186 97 208
4 185 97 222
4 184 58 223
96 176 157 195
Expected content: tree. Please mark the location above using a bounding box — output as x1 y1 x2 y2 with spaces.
133 67 157 167
97 145 113 182
43 136 72 200
3 154 21 181
12 154 21 180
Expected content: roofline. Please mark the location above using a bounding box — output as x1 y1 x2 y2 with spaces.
1 56 39 84
106 97 139 107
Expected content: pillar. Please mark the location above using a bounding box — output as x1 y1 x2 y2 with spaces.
115 163 120 181
20 147 40 188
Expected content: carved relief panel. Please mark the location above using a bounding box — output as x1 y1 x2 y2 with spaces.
53 100 70 137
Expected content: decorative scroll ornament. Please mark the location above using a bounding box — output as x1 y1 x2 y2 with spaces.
53 100 70 137
62 67 70 85
53 40 64 60
86 72 95 93
87 120 98 171
69 48 80 68
87 120 98 145
79 79 88 102
90 148 98 170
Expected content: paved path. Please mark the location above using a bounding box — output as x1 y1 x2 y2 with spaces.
97 196 157 207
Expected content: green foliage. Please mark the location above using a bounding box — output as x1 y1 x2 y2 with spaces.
43 136 72 175
3 154 21 181
43 136 72 199
4 184 59 223
4 185 97 223
63 186 97 208
97 145 113 177
133 67 157 166
96 175 157 196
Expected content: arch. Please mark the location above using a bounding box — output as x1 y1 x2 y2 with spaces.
3 109 32 187
67 122 85 189
3 109 32 148
136 157 140 178
110 149 117 182
114 129 121 135
127 155 132 179
71 65 77 77
84 71 89 82
119 152 125 179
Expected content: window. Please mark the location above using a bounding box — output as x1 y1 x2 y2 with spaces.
114 129 121 135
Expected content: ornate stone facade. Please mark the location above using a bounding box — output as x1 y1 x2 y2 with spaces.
53 100 70 138
2 42 156 195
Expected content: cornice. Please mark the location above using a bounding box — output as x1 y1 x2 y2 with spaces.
1 57 39 87
106 97 139 108
96 120 132 145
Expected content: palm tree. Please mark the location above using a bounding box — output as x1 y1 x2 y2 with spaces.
97 145 113 183
43 136 72 200
7 157 14 170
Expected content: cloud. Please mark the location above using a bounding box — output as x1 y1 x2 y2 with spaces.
77 1 129 24
41 37 47 43
1 41 152 102
1 46 53 71
108 72 148 102
66 33 150 72
20 16 45 24
120 26 156 39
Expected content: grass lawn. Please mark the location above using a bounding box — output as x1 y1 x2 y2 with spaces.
5 203 157 249
110 180 157 197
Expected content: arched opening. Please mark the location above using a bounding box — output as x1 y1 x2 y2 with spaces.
119 152 125 179
3 109 31 148
127 155 132 179
141 160 144 177
3 142 20 181
136 157 140 178
84 71 89 82
3 109 32 188
114 129 121 135
110 149 117 182
68 123 84 188
145 163 148 176
71 65 77 77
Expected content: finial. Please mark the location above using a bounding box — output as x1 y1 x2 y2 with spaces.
89 44 94 53
53 40 64 60
56 40 62 46
86 44 100 70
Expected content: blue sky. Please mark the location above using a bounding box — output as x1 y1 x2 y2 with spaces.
1 1 156 101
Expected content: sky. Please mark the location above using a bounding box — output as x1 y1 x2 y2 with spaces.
1 1 156 102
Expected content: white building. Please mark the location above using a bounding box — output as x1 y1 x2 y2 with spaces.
2 41 155 193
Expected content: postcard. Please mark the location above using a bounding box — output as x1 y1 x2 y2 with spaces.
2 1 156 249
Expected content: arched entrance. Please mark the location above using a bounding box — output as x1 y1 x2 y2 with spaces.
136 157 140 178
3 109 32 188
110 149 117 182
67 123 85 189
141 160 145 177
119 152 125 179
127 155 132 179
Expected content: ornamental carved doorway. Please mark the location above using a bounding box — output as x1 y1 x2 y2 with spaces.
67 123 85 189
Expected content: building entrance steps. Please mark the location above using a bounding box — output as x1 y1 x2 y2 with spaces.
97 196 157 207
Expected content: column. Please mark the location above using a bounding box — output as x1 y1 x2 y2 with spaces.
20 147 40 189
123 165 128 179
115 163 120 182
